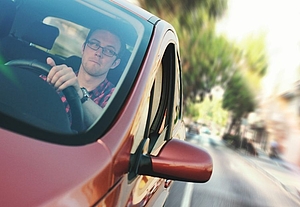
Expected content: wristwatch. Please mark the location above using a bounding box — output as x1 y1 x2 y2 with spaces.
80 87 89 104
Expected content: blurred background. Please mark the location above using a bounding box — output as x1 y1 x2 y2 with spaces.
131 0 300 206
132 0 300 169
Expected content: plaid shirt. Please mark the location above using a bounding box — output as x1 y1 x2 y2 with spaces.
62 78 115 119
40 75 115 120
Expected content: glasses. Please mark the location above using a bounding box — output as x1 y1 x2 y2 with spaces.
86 40 118 57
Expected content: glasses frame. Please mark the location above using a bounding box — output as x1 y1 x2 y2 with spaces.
86 40 118 57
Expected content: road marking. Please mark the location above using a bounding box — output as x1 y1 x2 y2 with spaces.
181 182 194 207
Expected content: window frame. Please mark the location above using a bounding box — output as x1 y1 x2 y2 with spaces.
0 0 154 146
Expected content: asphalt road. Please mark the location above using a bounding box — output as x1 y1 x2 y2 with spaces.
164 135 299 207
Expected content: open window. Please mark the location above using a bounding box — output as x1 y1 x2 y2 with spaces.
129 43 178 178
129 44 212 184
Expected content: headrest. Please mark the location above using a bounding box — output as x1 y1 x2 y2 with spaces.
107 49 131 85
0 0 16 38
21 22 59 50
65 55 81 71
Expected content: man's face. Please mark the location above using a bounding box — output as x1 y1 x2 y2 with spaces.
81 29 121 77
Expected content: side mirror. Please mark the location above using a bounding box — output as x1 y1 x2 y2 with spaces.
138 139 213 183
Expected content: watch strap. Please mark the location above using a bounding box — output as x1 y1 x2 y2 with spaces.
80 87 89 104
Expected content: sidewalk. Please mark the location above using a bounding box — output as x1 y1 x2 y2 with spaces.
237 147 300 205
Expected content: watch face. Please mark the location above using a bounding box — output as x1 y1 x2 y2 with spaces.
81 87 89 97
81 87 89 103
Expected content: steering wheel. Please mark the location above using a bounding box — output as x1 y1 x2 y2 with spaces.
5 59 85 132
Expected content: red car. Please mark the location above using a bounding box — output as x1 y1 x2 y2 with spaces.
0 0 212 206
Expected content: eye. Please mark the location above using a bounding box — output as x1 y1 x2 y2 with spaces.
103 48 115 56
87 41 100 49
92 42 100 47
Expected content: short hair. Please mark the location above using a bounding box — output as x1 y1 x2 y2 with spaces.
85 27 126 59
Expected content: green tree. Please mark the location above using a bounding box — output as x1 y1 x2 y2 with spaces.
138 0 232 103
138 0 267 130
180 25 241 103
238 33 268 92
185 95 228 133
222 72 256 133
220 33 268 133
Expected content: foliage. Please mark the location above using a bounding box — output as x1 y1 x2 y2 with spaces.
240 33 268 76
220 34 268 133
237 33 268 92
138 0 268 131
222 72 256 120
138 0 241 104
180 25 241 102
185 96 228 127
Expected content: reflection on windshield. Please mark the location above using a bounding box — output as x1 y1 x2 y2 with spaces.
0 0 144 135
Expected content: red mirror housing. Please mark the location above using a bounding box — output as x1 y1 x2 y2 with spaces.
139 139 213 183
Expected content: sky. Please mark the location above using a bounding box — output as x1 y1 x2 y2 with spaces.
216 0 300 97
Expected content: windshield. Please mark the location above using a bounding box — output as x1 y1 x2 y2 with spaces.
0 0 153 144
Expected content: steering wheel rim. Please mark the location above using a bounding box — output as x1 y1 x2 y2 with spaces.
5 59 85 132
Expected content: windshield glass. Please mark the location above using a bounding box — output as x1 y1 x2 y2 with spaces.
0 0 152 144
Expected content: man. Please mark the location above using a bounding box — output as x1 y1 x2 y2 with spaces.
46 28 124 129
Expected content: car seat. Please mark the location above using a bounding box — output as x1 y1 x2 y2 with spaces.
0 21 61 63
0 0 16 39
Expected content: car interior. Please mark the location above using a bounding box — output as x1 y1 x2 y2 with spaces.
0 0 137 134
0 0 132 85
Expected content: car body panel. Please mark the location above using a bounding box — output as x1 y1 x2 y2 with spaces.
0 129 112 206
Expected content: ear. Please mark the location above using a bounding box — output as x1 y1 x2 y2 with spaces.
110 58 121 69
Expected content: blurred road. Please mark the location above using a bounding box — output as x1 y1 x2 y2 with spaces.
164 134 300 207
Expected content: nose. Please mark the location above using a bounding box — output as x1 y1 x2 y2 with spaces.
95 47 103 57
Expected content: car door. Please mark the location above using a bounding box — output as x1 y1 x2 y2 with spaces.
126 34 184 206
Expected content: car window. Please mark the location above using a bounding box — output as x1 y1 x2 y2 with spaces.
0 0 153 145
149 44 180 154
43 17 89 58
130 44 177 155
174 52 183 123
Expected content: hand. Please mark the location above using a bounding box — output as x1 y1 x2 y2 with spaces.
46 57 80 92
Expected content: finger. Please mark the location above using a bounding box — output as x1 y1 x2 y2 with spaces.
47 64 68 83
55 76 77 92
47 57 56 67
48 65 67 84
51 67 76 89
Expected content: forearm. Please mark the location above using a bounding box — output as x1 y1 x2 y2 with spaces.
81 99 103 128
77 88 103 129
